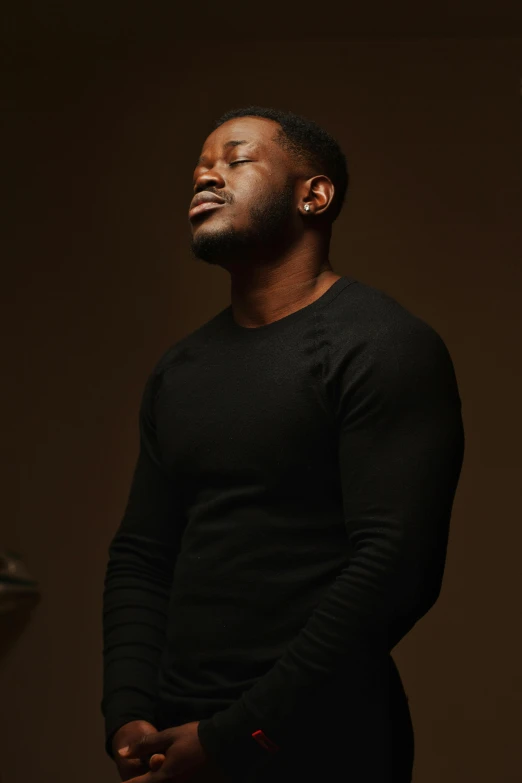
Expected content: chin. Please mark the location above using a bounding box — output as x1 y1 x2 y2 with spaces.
190 224 242 265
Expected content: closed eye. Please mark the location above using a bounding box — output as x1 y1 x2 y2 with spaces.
229 160 251 166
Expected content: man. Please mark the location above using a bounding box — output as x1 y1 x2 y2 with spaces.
101 105 465 783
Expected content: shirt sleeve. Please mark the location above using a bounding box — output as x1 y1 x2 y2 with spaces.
197 319 465 779
101 367 185 759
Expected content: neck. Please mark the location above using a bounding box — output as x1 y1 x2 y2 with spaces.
228 247 339 328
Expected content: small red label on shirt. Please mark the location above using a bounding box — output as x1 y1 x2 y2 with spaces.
251 729 280 754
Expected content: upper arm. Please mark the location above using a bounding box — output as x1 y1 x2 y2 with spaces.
109 370 186 574
335 321 465 621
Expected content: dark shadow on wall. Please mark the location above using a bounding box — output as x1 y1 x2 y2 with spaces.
0 597 41 661
0 550 41 660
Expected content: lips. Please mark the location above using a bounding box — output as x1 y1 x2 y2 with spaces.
189 192 226 220
189 201 225 220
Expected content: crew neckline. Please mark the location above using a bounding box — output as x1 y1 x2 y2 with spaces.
224 276 357 336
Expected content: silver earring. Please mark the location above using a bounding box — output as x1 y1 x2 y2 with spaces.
304 204 310 212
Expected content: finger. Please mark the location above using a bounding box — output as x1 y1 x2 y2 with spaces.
148 754 166 772
120 729 173 759
122 754 173 783
123 770 172 783
120 757 150 774
119 772 155 783
126 753 194 783
119 759 152 782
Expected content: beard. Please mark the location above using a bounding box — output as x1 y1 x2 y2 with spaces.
190 182 295 267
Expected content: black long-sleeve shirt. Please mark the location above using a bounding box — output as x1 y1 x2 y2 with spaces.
101 276 464 779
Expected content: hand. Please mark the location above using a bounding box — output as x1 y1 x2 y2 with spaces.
118 720 231 782
112 720 166 781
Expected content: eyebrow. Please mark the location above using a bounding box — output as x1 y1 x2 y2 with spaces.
197 140 250 165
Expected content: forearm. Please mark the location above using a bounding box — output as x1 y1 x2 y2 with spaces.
102 529 173 756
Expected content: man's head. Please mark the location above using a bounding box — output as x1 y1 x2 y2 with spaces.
189 106 349 269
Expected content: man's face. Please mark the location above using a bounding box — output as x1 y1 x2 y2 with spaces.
189 116 299 267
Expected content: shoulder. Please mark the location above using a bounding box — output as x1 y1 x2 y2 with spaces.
149 311 228 386
326 278 452 362
322 279 461 414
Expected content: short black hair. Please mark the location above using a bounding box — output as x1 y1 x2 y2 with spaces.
212 105 349 224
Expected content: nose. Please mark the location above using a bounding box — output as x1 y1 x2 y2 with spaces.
193 167 226 194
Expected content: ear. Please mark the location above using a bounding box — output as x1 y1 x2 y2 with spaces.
302 175 335 217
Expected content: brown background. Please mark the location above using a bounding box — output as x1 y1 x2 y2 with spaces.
2 3 521 781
